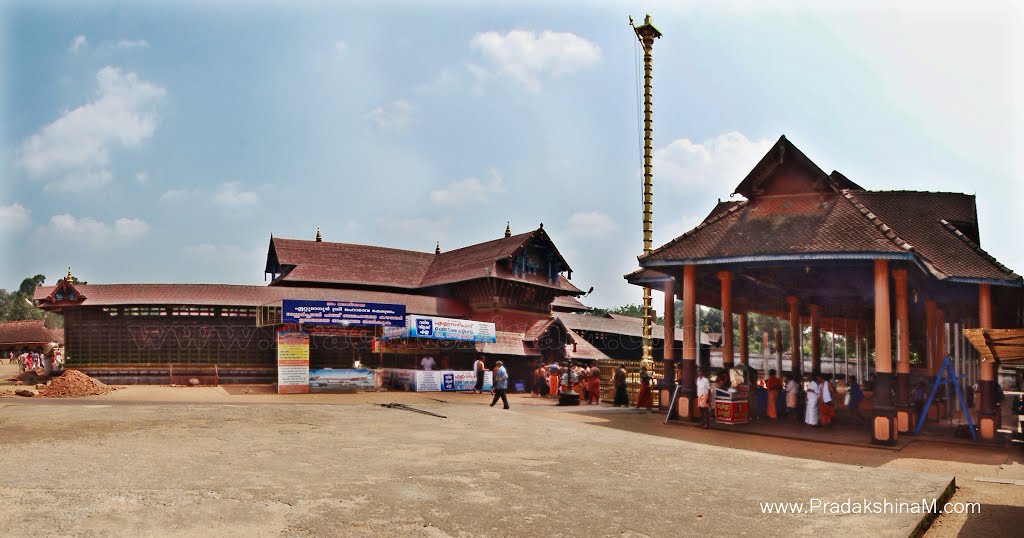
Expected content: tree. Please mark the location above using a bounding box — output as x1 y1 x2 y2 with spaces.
0 274 48 322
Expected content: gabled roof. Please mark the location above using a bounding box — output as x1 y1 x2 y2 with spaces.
33 284 470 318
638 191 909 265
267 227 579 293
551 295 592 313
630 136 1020 287
0 320 63 347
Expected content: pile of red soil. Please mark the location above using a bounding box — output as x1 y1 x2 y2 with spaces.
37 370 117 398
8 369 46 384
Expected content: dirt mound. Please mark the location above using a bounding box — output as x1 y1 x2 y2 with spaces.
8 369 46 384
38 370 117 398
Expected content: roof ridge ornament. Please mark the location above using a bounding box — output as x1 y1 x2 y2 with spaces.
315 227 322 242
505 221 511 238
435 241 441 255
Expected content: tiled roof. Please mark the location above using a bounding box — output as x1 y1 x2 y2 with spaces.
33 284 469 317
556 312 683 342
476 331 541 357
0 320 63 346
640 192 907 263
565 328 611 361
851 191 1019 282
551 295 591 312
269 228 579 294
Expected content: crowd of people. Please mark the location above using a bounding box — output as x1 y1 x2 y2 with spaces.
6 348 65 374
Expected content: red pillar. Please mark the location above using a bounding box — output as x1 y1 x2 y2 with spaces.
924 300 937 379
678 265 698 419
978 284 997 440
787 296 801 378
809 304 821 375
872 259 896 444
893 269 912 432
718 271 733 371
662 279 676 410
738 311 749 368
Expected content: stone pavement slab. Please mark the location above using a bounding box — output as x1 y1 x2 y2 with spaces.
0 399 953 537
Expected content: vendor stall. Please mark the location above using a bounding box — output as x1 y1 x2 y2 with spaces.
715 386 750 425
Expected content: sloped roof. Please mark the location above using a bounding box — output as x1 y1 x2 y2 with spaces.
639 192 909 264
268 228 579 293
556 312 683 342
476 331 542 357
33 284 469 317
551 295 591 312
0 320 63 346
565 327 611 361
849 191 1019 283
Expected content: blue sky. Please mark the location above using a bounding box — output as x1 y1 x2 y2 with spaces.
2 0 1022 308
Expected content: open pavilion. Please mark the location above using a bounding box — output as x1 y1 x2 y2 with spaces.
627 136 1022 444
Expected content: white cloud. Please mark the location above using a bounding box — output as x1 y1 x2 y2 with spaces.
430 168 505 205
654 131 773 194
365 99 413 128
214 182 260 208
469 29 601 92
334 40 348 54
116 39 149 49
0 204 31 232
17 66 166 192
159 188 193 204
563 211 617 238
40 214 148 245
135 171 149 183
68 35 87 53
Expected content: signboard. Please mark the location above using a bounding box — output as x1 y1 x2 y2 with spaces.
441 370 493 392
277 330 310 394
281 300 406 327
382 369 491 392
383 315 496 343
309 368 379 392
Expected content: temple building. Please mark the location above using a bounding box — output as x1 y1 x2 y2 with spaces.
627 135 1022 444
34 225 604 385
0 319 64 355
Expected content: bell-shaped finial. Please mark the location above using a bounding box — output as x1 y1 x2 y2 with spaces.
504 221 511 238
315 227 322 242
66 266 73 282
435 241 441 255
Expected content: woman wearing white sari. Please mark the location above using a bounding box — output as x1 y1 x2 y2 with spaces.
804 376 820 426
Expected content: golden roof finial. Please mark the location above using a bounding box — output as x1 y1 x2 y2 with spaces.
66 266 73 282
504 221 511 238
435 241 441 255
315 227 322 242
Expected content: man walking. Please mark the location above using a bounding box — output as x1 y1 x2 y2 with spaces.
473 355 486 393
613 364 629 407
697 368 711 429
490 361 509 410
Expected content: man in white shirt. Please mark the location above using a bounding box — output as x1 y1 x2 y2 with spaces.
420 356 436 371
696 368 712 429
805 376 820 426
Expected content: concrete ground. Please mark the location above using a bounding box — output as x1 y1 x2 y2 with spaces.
0 363 1019 537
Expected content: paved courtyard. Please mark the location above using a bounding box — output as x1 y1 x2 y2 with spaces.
0 391 959 537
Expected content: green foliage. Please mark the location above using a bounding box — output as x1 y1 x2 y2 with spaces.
589 303 664 325
0 274 48 322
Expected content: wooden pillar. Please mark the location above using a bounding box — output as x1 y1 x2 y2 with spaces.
678 265 698 419
924 300 937 378
739 311 749 367
718 271 734 370
662 279 676 410
978 284 997 440
892 269 912 432
774 325 783 375
872 259 897 444
809 304 821 375
787 296 801 379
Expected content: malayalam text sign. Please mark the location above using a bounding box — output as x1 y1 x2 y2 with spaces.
277 330 310 394
281 300 406 327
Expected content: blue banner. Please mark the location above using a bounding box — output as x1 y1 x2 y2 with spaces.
281 300 406 326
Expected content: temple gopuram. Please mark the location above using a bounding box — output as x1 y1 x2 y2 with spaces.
34 225 607 386
626 135 1022 444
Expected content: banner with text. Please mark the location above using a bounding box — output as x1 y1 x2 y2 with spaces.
277 330 310 394
282 300 406 327
383 315 496 343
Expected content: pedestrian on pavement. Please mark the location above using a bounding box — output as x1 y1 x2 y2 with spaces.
613 364 629 407
473 355 486 393
490 361 509 409
697 368 712 428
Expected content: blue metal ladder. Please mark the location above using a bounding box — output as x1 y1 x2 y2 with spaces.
913 355 976 441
